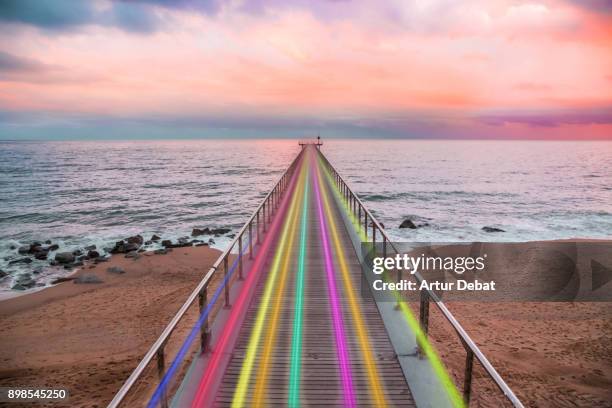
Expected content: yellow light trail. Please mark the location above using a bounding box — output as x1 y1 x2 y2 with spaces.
230 155 308 408
252 161 308 406
314 156 389 407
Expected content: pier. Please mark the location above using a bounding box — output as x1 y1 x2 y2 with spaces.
109 142 522 408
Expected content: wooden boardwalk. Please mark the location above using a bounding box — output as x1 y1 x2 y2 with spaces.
209 146 414 407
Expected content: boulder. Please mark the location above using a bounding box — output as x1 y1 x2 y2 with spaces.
0 270 7 278
74 274 103 284
161 240 173 248
399 219 418 229
482 226 505 233
51 277 75 284
154 248 169 255
55 252 75 264
211 228 231 236
151 234 161 242
13 274 35 289
125 251 140 259
87 250 100 259
47 244 60 251
208 238 216 245
18 245 30 254
84 244 97 251
126 235 144 245
34 252 48 260
45 240 52 245
192 228 211 237
107 266 125 274
72 249 83 256
9 257 33 265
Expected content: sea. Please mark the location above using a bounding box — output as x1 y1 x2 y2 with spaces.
1 139 611 296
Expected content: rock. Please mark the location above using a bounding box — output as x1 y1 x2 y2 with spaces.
73 261 84 267
144 240 153 245
399 219 418 229
161 240 173 247
125 251 140 259
107 266 125 274
208 238 215 245
34 252 48 260
48 260 58 266
48 244 59 251
0 270 7 278
154 248 169 255
94 257 109 263
74 274 103 284
194 242 209 247
13 274 35 289
45 240 52 245
18 245 30 254
482 226 505 233
227 233 236 239
32 267 43 274
151 234 161 242
9 244 16 250
55 252 75 264
9 257 33 265
191 228 211 236
126 235 144 245
72 249 83 256
211 228 231 236
87 250 100 259
51 277 75 284
11 284 26 290
84 244 97 251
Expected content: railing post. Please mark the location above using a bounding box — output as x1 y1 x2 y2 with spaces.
248 222 253 260
464 348 475 404
358 206 362 232
263 202 267 233
256 210 261 244
364 213 368 239
238 235 244 280
156 347 168 408
372 224 376 246
224 256 230 308
199 286 211 353
417 289 430 357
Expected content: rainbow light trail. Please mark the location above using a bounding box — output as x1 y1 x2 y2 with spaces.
231 158 307 407
288 155 310 408
315 153 389 407
190 152 305 408
317 153 465 408
312 153 355 407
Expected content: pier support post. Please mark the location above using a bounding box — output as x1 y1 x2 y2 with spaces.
156 347 168 408
463 348 474 404
199 287 211 353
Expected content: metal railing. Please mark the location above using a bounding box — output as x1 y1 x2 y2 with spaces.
108 149 304 408
316 149 524 408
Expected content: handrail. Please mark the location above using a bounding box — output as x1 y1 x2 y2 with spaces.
316 149 523 408
108 148 304 408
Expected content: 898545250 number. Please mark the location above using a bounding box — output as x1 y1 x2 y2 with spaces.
0 388 69 402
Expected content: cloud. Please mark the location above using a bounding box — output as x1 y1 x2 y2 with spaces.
0 50 47 72
476 107 612 127
0 0 164 33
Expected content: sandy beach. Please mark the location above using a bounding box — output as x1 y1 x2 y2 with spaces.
0 246 222 408
0 241 611 407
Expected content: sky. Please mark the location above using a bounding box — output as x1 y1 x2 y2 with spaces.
0 0 611 140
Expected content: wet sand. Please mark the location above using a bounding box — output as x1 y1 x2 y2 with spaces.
0 246 222 408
